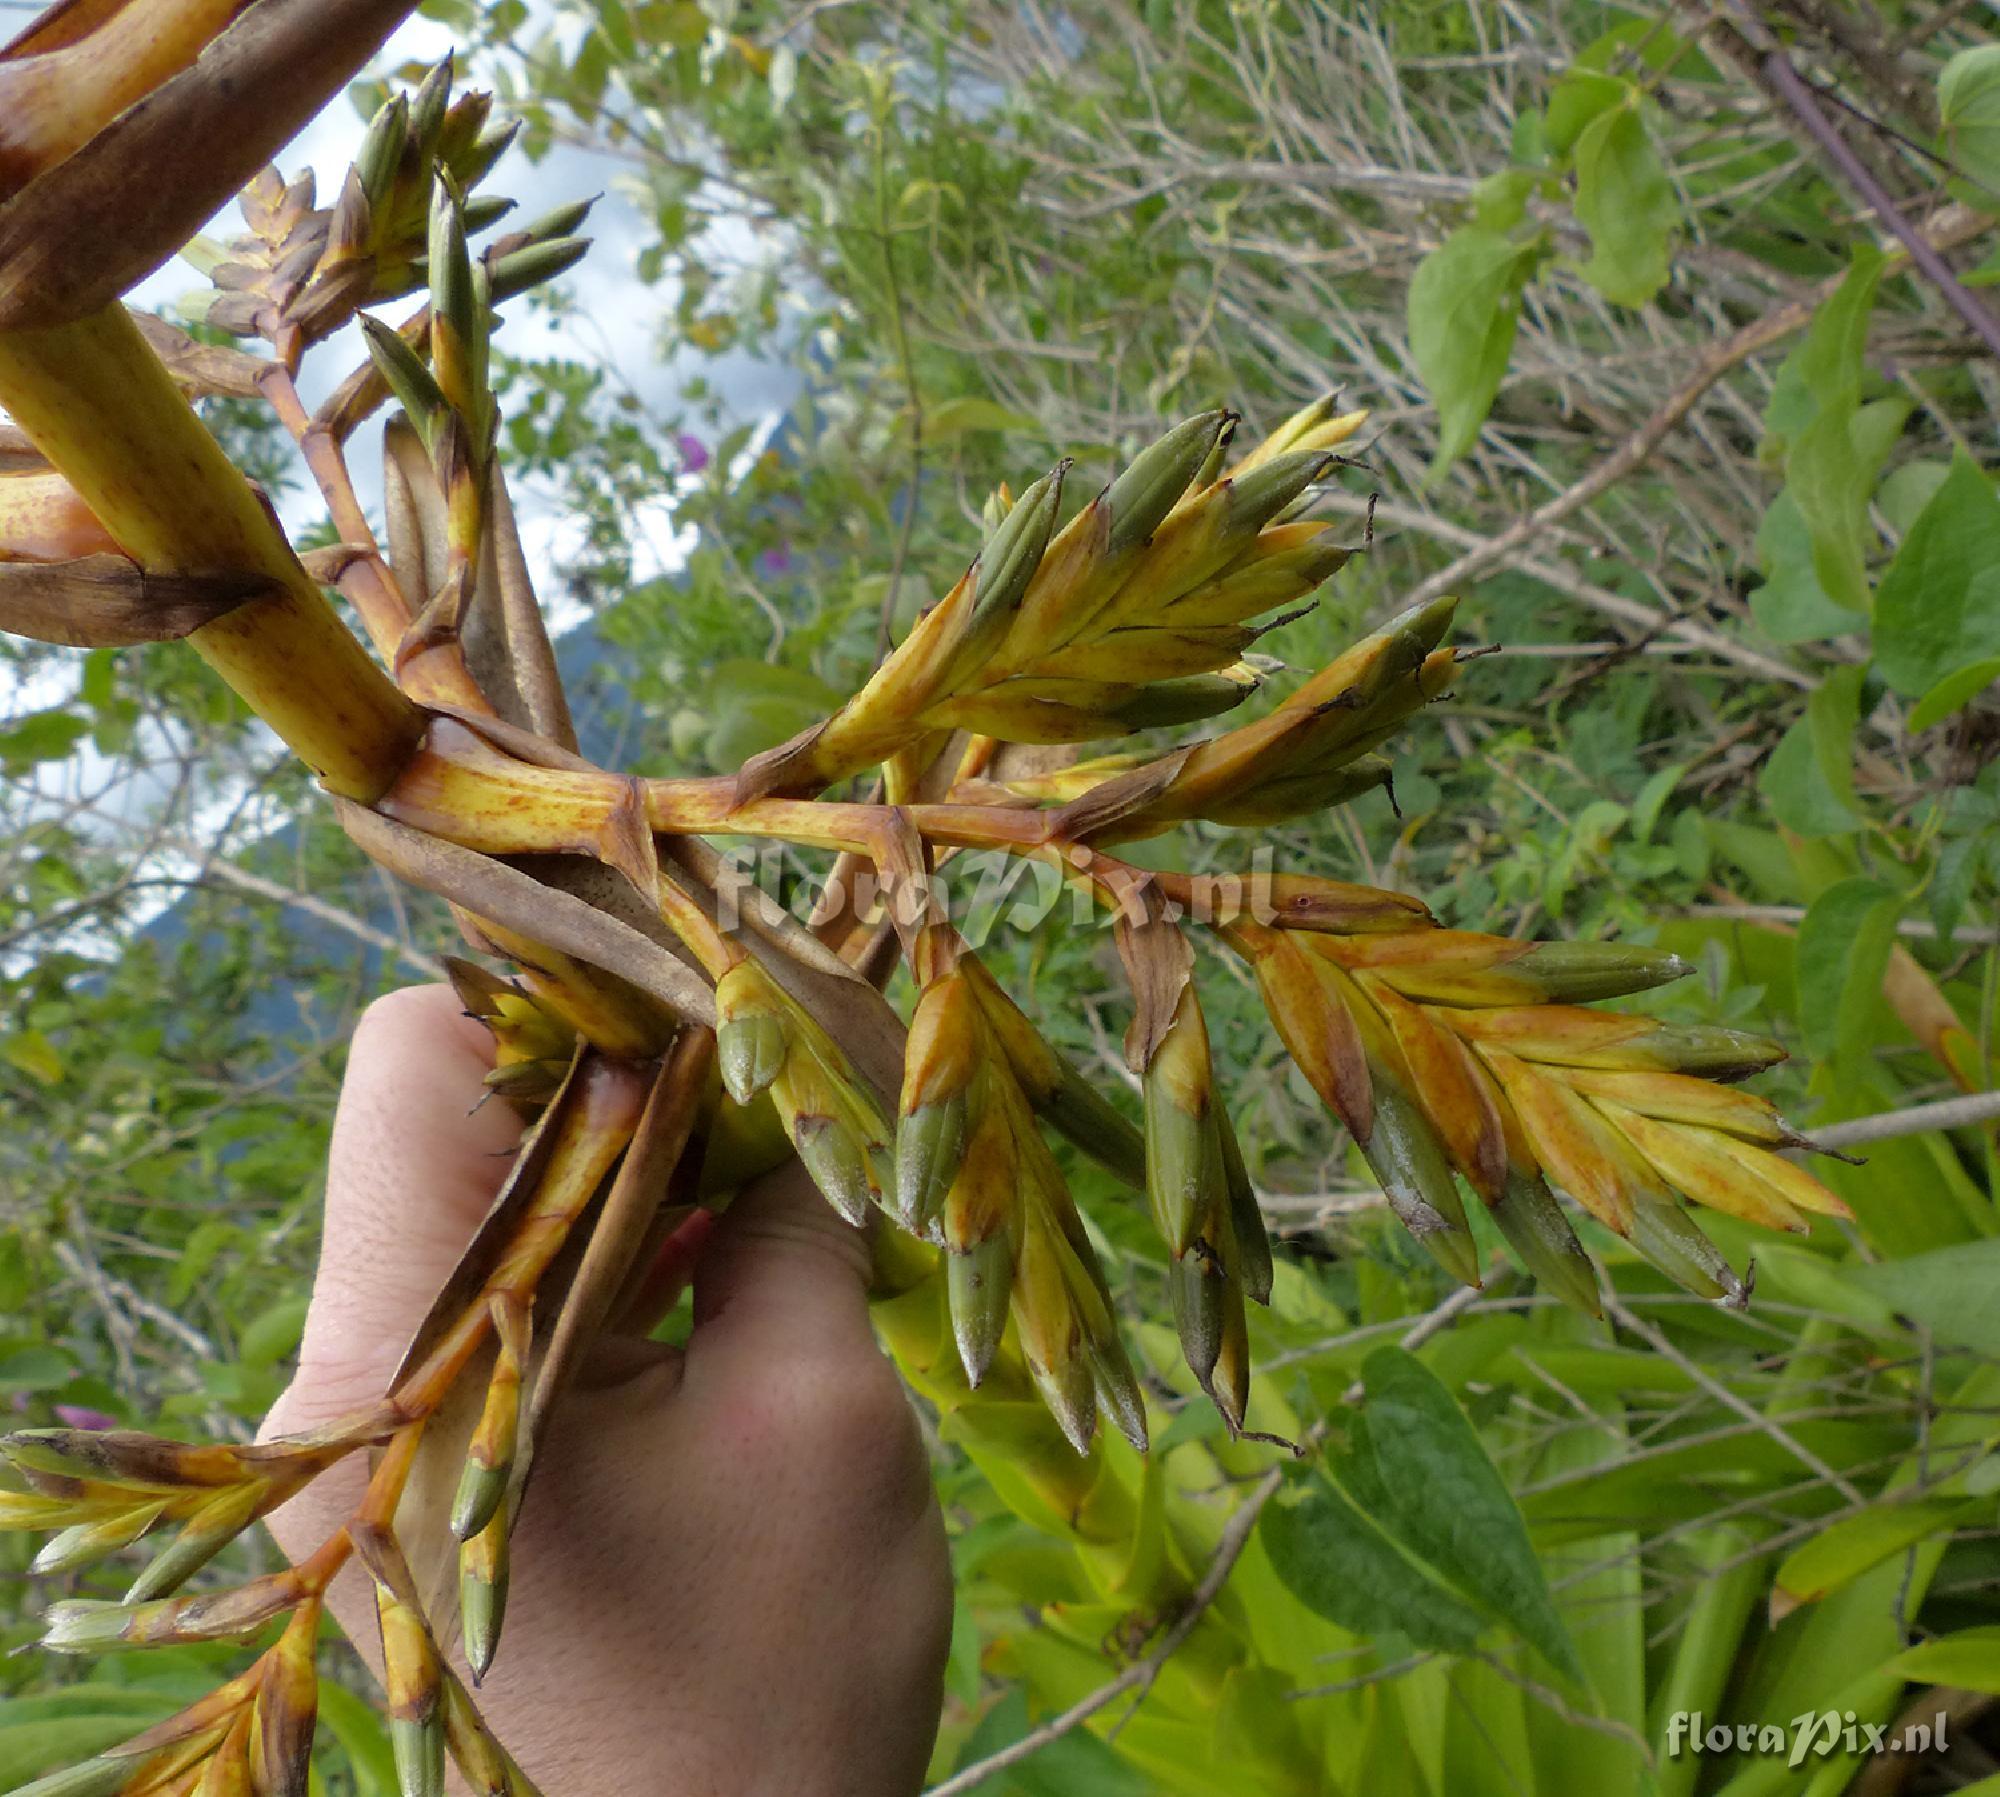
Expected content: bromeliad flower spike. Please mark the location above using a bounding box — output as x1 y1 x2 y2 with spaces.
0 14 1850 1793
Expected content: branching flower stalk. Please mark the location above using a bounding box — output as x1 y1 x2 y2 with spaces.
0 18 1855 1794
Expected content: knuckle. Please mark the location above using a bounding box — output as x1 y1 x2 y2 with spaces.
351 982 451 1048
732 1348 921 1488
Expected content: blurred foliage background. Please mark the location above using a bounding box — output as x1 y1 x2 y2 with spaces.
7 0 2000 1791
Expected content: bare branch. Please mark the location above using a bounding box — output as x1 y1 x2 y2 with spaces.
1604 1295 1865 1505
1812 1088 2000 1150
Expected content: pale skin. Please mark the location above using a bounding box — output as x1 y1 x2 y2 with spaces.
260 985 952 1796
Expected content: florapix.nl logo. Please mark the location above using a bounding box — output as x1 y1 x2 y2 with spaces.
1665 1710 1948 1770
708 839 1301 943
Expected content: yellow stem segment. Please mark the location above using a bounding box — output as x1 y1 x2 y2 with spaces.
0 303 422 800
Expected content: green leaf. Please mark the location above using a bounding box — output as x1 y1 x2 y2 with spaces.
1877 458 1953 536
1939 45 2000 191
1631 761 1689 843
1544 70 1624 155
0 1343 76 1392
1214 1666 1311 1775
0 709 89 771
1875 453 2000 697
1758 664 1865 837
1750 492 1864 644
1572 100 1676 306
1932 832 1986 942
702 659 843 766
1359 1346 1583 1681
0 1687 178 1727
1408 229 1543 474
1912 654 2000 731
1847 1237 2000 1356
1471 167 1538 234
79 649 116 711
1259 1475 1488 1656
1762 249 1892 612
1788 394 1909 612
2 1028 64 1086
237 1295 309 1369
1673 808 1710 882
347 76 392 121
1889 1626 2000 1694
1767 247 1884 454
1795 876 1901 1073
1773 1496 1981 1612
943 1594 981 1706
168 1219 238 1308
922 396 1040 440
0 1235 30 1311
316 1680 400 1797
0 1714 167 1793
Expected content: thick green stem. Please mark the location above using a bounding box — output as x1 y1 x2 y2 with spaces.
0 303 422 800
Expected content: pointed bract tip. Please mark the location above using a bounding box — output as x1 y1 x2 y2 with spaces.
1104 409 1233 552
947 1233 1013 1388
717 1010 787 1106
792 1114 876 1226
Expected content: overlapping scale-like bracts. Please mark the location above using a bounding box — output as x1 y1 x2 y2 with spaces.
1236 914 1845 1312
741 397 1375 793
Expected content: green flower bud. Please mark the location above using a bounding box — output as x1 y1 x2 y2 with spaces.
1628 1197 1746 1307
793 1113 875 1226
1359 1073 1481 1288
1487 1171 1600 1318
1104 410 1231 552
947 1232 1013 1389
717 1009 787 1106
895 1094 968 1237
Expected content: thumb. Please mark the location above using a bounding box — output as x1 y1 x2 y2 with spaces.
285 983 522 1422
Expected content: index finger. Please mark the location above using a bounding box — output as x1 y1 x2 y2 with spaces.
291 984 522 1409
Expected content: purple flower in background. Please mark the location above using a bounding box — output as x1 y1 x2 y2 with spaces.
676 433 711 474
53 1404 118 1431
757 543 795 579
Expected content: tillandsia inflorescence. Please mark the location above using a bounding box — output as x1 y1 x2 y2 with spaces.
0 10 1854 1792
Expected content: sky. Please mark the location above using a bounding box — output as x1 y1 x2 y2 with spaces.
123 9 801 607
3 7 802 954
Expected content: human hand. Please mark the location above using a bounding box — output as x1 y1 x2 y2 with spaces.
260 985 950 1796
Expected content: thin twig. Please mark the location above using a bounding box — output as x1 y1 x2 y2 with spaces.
1320 493 1812 689
1385 205 1991 616
1724 4 2000 364
51 1240 217 1360
1678 902 2000 945
1340 1277 1494 1404
1604 1295 1864 1505
1812 1088 2000 1149
1467 1647 1657 1764
172 840 447 981
920 1471 1276 1795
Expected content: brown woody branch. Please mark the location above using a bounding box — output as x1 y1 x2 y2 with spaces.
1721 2 2000 364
